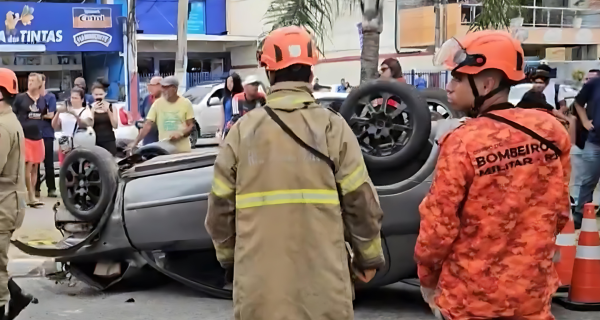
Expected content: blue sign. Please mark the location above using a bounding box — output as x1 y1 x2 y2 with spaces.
0 2 123 52
136 0 225 36
188 2 206 35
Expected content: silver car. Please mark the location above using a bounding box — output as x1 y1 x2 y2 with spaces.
15 82 458 299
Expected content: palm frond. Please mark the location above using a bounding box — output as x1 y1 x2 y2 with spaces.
469 0 520 31
263 0 360 54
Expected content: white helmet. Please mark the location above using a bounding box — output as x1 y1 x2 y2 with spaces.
73 127 96 148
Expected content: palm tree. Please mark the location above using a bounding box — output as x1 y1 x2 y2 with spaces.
264 0 517 84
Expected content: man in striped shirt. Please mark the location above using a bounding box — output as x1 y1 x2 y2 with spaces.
226 75 266 132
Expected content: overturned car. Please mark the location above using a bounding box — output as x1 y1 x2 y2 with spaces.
13 81 464 299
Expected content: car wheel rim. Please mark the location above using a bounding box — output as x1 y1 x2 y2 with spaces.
428 99 451 119
63 157 102 212
348 93 413 157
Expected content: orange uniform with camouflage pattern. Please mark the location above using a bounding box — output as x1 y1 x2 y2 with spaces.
415 104 571 320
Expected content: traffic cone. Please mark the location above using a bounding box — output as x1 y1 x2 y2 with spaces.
555 203 600 311
554 212 576 292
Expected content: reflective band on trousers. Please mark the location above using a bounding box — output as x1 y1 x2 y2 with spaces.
236 189 339 209
575 245 600 260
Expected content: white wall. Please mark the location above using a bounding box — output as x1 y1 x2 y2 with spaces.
227 0 438 85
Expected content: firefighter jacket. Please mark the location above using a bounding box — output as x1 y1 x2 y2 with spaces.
0 107 26 233
205 81 385 320
414 103 571 320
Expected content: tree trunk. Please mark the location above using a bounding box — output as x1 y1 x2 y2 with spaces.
360 30 380 82
175 0 188 94
360 0 383 83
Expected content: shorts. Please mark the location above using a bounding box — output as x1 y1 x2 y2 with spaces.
24 139 45 164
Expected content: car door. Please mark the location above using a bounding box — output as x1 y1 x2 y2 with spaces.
198 87 224 135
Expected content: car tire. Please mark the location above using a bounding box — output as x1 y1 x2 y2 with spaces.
339 80 432 169
420 88 466 119
189 125 199 148
134 143 173 160
59 146 118 222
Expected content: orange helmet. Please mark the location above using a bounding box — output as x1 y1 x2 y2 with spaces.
259 26 319 71
434 30 525 82
0 68 18 95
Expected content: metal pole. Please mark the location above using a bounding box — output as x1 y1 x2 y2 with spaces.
127 0 139 119
175 0 188 94
434 0 441 51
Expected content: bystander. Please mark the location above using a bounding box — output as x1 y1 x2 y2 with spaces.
572 70 600 228
35 74 57 198
131 76 196 153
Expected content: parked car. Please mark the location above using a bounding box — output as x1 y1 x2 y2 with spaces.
185 82 269 142
17 81 477 302
508 83 579 107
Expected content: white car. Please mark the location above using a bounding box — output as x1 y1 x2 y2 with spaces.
185 82 268 144
508 83 579 107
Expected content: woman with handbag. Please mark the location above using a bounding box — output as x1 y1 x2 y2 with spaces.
51 87 94 164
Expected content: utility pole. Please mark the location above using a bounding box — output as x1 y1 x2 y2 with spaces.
127 0 139 120
175 0 188 94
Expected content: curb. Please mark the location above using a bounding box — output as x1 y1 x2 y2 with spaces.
8 258 58 278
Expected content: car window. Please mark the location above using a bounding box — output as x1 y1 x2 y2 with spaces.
183 86 214 104
211 88 224 101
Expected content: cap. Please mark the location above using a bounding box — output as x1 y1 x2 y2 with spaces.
160 76 179 87
243 75 261 86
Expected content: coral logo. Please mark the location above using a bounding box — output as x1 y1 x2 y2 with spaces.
72 7 112 29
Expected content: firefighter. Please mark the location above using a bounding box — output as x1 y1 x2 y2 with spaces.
205 26 385 320
0 68 38 319
414 31 571 320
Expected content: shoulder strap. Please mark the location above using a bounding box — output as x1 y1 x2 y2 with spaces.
480 113 562 156
72 108 86 136
263 106 336 172
554 83 560 109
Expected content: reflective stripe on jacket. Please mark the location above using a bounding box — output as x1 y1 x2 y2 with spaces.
205 81 385 320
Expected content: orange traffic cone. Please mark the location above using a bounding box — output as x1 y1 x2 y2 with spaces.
555 212 576 292
555 203 600 311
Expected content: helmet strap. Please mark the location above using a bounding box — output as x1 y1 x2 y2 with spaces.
467 74 508 117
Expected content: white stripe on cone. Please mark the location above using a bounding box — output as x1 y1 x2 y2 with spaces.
575 245 600 260
581 218 599 232
556 233 577 246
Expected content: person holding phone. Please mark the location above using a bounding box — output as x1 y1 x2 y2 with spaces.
52 87 94 164
90 79 118 155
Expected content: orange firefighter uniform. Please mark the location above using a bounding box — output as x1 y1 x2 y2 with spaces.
415 31 571 320
205 26 385 320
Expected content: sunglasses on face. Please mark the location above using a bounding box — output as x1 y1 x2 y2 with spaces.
379 66 389 72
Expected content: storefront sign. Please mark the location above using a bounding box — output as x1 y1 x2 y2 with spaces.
0 2 122 52
73 7 112 29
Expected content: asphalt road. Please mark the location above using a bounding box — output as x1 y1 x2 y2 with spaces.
8 277 600 320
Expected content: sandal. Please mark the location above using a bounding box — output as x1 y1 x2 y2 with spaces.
27 200 44 208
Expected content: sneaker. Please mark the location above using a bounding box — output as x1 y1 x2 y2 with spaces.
47 190 57 198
